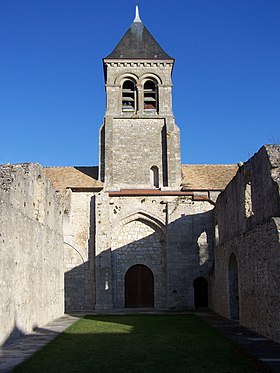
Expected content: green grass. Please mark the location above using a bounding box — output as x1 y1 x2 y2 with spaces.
15 315 264 373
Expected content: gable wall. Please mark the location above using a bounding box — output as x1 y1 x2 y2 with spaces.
94 192 214 310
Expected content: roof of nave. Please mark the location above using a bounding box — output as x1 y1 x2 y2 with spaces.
105 6 173 61
44 164 238 193
44 166 103 192
181 164 238 191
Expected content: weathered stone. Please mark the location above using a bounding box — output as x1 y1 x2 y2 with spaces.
0 164 64 346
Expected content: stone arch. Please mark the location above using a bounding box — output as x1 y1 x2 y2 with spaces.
125 264 154 308
193 277 208 308
139 73 162 85
111 211 167 309
121 78 137 112
115 73 139 86
228 253 240 320
112 211 166 243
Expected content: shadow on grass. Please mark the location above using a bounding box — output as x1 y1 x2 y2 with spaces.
14 315 266 373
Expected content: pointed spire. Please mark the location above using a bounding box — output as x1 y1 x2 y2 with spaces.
133 5 142 23
105 4 174 60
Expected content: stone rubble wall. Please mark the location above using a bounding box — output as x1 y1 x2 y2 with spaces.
211 145 280 343
215 145 280 244
63 191 95 311
0 164 64 346
210 218 280 343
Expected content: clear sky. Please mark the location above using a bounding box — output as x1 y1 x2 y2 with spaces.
0 0 279 166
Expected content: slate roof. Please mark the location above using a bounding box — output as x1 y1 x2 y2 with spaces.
181 164 238 190
44 166 103 191
105 19 173 60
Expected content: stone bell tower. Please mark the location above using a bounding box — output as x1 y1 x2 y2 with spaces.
99 6 181 190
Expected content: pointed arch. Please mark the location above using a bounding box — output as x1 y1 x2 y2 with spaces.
112 211 166 240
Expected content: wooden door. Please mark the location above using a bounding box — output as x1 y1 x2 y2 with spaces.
125 265 154 308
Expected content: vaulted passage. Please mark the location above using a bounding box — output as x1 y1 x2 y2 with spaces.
125 264 154 308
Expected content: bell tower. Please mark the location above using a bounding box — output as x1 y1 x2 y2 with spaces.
99 6 181 190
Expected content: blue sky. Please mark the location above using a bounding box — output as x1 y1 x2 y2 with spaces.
0 0 279 166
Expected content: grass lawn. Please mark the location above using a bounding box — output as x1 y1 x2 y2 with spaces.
15 314 265 373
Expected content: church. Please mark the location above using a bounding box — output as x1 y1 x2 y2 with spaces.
46 6 236 312
0 7 279 346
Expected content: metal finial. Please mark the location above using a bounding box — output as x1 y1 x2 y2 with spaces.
133 5 142 22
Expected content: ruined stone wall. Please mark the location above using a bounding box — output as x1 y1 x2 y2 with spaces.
211 218 280 342
95 192 214 310
215 145 280 244
0 164 64 346
63 191 95 311
211 145 280 342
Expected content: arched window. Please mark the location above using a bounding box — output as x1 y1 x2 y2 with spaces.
150 166 159 188
144 80 158 111
122 80 136 112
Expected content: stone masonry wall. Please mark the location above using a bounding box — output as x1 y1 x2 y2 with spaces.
95 191 214 310
104 62 174 117
110 118 165 188
0 164 64 346
63 191 95 311
102 61 181 190
211 145 280 342
215 145 280 244
210 218 280 343
112 219 166 308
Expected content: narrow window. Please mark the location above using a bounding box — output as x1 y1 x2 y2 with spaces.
144 80 158 111
215 223 219 246
150 166 159 188
122 80 136 112
245 170 254 218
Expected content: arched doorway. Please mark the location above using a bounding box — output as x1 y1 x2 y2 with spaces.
228 253 239 320
125 265 154 308
193 277 208 308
